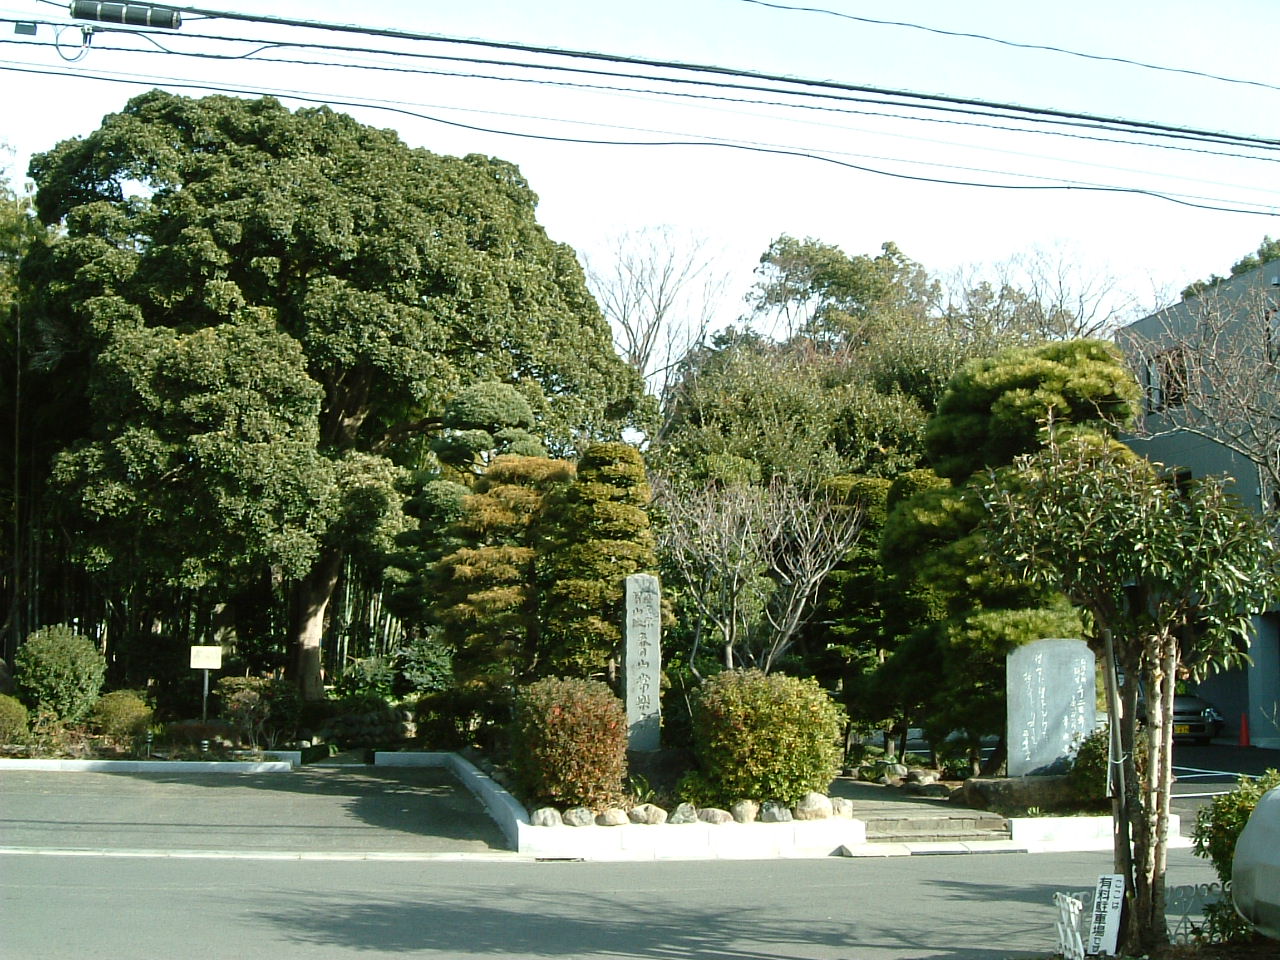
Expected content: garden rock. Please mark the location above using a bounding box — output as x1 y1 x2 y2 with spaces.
792 792 833 820
731 799 760 823
760 801 793 823
906 769 937 785
628 803 668 825
831 797 854 818
531 807 562 827
697 807 733 825
669 802 699 824
562 806 596 827
596 808 629 826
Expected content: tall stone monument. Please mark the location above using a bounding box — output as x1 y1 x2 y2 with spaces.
1007 637 1096 777
623 573 662 752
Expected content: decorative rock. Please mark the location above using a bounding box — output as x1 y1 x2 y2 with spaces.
669 802 699 824
628 803 668 825
830 796 855 818
561 806 596 827
760 801 793 823
531 807 562 827
730 799 760 824
885 762 909 779
792 792 833 820
905 769 938 785
917 783 953 799
596 807 629 826
697 807 733 825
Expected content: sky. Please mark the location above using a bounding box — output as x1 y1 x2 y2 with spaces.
2 0 1279 334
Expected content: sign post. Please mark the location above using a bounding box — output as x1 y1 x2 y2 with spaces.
189 646 223 722
1086 874 1125 956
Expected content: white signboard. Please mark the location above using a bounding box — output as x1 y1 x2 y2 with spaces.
1086 874 1125 956
189 645 223 670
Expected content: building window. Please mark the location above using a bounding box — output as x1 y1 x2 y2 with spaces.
1145 347 1188 413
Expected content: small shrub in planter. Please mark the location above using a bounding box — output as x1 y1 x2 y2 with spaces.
510 677 627 809
92 690 153 742
691 668 845 806
0 693 29 743
14 624 106 723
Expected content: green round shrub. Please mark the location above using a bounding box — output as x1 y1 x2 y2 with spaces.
1067 725 1148 806
0 693 29 743
510 677 627 809
691 668 845 806
14 625 106 723
92 690 154 741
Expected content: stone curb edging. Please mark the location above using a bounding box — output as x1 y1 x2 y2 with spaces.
0 757 295 773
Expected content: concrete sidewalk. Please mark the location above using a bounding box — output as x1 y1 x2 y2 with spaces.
0 764 513 860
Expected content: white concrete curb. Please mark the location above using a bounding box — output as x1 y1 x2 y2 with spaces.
374 751 871 860
0 758 294 773
1009 813 1189 852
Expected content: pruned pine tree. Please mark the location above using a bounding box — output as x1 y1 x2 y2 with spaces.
433 455 573 693
539 442 657 679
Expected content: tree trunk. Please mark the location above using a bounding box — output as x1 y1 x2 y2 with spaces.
290 548 343 701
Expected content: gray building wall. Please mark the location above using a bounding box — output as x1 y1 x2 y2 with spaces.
1117 264 1280 747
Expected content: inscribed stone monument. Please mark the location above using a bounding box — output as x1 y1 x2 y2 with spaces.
623 573 661 751
1007 637 1096 776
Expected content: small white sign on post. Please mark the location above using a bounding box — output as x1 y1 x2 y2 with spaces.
190 646 223 670
190 646 223 722
1086 874 1125 956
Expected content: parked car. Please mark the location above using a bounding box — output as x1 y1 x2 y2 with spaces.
1232 785 1280 941
1136 693 1225 745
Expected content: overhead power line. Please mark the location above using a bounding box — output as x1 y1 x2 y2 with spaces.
6 24 1276 167
3 58 1277 219
51 3 1280 152
733 0 1280 94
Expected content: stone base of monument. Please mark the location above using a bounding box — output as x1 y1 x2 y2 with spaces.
956 775 1081 811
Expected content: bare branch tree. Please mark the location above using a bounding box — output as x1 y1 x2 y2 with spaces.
1119 272 1280 517
945 244 1143 343
656 478 863 673
584 226 729 396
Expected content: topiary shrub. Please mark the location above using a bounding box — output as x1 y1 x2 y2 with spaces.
690 668 845 806
92 690 153 741
510 677 627 809
14 624 106 723
0 693 29 743
1192 767 1280 943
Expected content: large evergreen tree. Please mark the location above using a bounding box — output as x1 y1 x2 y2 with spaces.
22 91 643 697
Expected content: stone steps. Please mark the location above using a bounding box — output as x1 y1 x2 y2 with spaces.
864 812 1010 844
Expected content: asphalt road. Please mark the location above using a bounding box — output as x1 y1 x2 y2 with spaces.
0 848 1219 960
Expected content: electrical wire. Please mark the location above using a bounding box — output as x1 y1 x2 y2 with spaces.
5 17 1278 162
733 0 1280 94
75 5 1280 152
2 58 1276 218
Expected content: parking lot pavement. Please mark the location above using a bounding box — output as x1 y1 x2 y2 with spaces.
0 765 512 857
1169 742 1280 822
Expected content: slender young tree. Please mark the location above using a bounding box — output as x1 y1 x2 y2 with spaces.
980 432 1279 953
